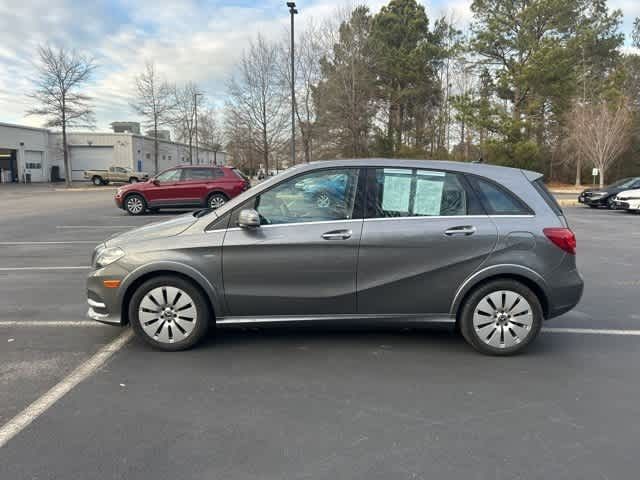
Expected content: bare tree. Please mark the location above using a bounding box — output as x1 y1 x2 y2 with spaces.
197 107 224 163
171 82 203 163
27 45 96 187
566 100 633 187
131 62 174 173
227 35 288 174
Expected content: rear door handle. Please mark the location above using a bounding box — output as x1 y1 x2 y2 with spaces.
322 229 352 240
444 226 476 236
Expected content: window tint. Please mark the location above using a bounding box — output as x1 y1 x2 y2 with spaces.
183 168 215 180
155 169 181 183
238 168 360 226
471 177 531 215
368 168 470 218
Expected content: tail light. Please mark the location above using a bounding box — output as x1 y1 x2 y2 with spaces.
543 228 576 255
242 181 250 191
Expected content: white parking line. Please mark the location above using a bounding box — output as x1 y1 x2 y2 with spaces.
0 266 90 271
0 241 98 245
0 329 133 449
542 327 640 336
56 226 135 229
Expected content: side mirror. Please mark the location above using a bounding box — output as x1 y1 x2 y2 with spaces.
152 179 160 186
238 209 260 228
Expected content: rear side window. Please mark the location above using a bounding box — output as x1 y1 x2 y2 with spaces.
532 178 563 216
468 176 532 215
367 168 479 218
183 168 215 180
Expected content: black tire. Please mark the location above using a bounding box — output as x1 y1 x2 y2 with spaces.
606 197 616 209
129 177 139 183
92 176 103 186
129 275 211 351
459 279 543 356
207 192 228 210
124 193 147 215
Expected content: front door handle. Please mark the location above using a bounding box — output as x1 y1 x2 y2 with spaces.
322 229 352 240
444 225 476 236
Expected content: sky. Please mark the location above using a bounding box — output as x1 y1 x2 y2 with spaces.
0 0 639 132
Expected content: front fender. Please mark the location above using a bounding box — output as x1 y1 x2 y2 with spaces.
118 260 224 321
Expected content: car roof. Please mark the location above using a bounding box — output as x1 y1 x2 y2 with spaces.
175 165 227 169
289 158 542 181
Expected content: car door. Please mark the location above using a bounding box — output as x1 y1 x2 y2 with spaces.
222 167 364 317
145 168 183 206
177 168 215 205
357 167 498 315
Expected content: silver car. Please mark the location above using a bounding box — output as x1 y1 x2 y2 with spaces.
87 159 583 355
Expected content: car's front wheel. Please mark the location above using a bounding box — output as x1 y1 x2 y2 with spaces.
124 194 146 215
92 176 103 186
129 276 211 351
459 280 543 355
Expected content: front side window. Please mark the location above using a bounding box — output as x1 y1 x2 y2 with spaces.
155 169 181 183
368 168 469 218
239 168 360 226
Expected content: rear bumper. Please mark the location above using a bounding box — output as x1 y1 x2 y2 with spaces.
546 268 584 319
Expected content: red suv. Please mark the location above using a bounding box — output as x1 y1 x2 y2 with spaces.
115 166 250 215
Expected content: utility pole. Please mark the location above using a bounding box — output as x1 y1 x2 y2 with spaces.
194 92 202 164
287 2 298 166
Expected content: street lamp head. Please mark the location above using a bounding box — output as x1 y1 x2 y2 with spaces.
286 2 295 7
292 8 298 14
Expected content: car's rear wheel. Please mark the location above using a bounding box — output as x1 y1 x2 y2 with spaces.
124 194 146 215
92 176 103 186
129 276 211 351
459 280 543 356
208 193 227 209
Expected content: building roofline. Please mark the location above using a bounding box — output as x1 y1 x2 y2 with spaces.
0 121 49 133
49 130 226 154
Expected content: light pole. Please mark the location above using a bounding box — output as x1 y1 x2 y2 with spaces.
287 2 298 166
194 92 203 164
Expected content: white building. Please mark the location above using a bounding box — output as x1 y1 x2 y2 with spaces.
0 121 226 183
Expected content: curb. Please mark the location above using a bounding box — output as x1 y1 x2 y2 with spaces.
53 187 118 192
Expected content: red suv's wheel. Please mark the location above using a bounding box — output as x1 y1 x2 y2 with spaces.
125 194 147 215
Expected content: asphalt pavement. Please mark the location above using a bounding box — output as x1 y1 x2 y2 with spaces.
1 185 639 479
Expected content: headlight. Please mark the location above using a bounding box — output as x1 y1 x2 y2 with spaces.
95 247 125 268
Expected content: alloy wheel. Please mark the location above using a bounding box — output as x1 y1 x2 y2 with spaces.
209 195 226 209
126 196 144 214
472 290 533 349
138 286 197 344
316 192 331 208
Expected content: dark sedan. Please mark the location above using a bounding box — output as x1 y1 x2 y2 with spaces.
578 177 640 208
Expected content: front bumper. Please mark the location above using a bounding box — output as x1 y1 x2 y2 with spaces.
86 263 130 326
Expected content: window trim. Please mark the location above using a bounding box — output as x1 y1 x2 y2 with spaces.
466 174 534 216
364 167 485 219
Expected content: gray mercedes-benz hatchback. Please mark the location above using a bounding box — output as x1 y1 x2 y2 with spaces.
87 159 583 355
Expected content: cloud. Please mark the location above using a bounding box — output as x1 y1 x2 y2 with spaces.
1 0 637 131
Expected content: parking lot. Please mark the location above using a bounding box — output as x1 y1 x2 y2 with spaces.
1 185 640 479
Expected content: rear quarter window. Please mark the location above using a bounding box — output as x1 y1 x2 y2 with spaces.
532 178 563 216
468 176 532 215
